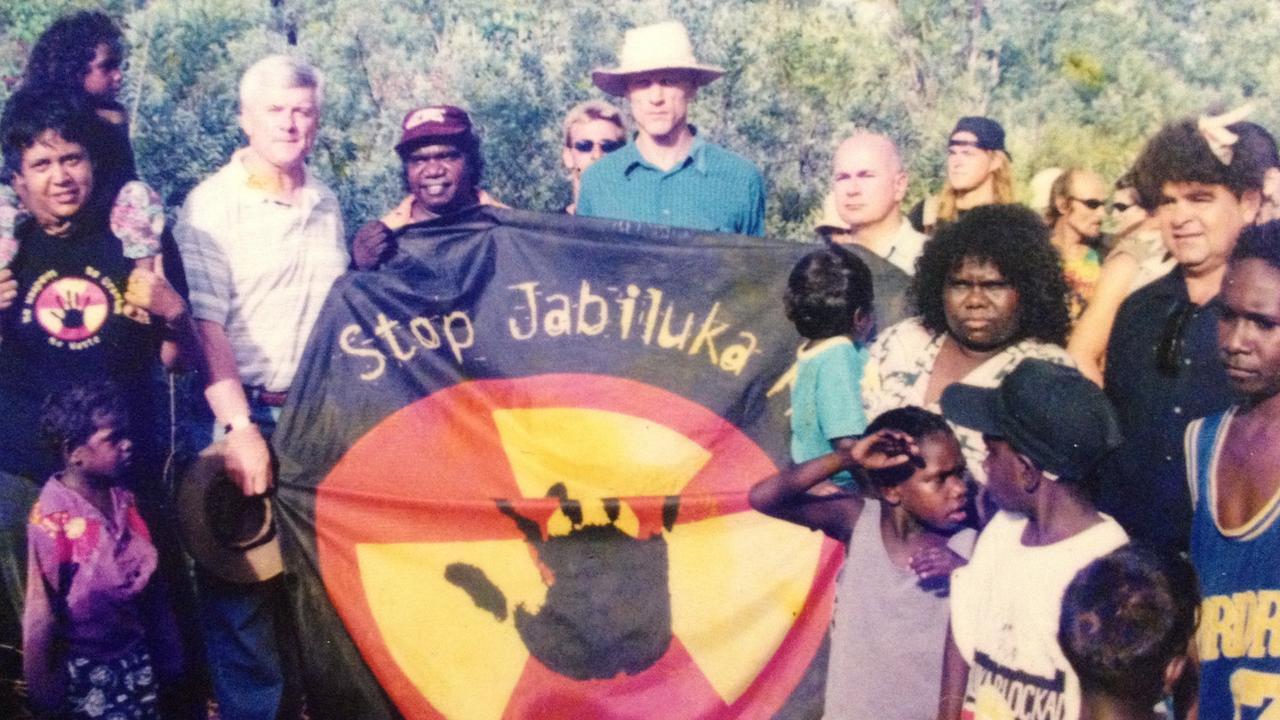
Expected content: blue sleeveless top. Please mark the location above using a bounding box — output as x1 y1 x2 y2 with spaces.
1188 408 1280 720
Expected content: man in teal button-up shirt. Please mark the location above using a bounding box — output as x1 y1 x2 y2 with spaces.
578 21 765 236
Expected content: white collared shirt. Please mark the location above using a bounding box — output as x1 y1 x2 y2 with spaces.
175 150 348 391
876 216 928 276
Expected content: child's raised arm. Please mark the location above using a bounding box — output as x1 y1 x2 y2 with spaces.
749 429 918 542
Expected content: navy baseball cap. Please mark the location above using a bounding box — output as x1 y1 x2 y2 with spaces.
950 116 1008 157
940 359 1121 479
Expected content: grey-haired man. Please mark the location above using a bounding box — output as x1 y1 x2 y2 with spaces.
174 54 347 720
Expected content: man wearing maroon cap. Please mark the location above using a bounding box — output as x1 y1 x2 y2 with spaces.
350 104 501 269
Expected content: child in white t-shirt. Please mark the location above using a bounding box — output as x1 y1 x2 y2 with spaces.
938 359 1129 720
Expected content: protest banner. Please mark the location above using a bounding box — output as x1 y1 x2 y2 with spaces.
274 207 840 719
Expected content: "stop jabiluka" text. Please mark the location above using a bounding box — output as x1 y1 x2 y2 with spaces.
337 279 761 381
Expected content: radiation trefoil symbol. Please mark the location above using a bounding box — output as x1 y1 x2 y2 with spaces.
316 374 839 720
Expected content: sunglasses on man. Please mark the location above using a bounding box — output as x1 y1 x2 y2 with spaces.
570 139 626 154
1069 197 1107 210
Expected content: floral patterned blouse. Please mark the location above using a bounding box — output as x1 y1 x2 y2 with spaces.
22 477 180 711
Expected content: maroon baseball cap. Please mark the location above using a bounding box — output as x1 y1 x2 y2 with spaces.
395 105 475 155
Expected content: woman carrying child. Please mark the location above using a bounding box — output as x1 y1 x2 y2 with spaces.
23 382 181 718
1 10 164 271
750 406 974 719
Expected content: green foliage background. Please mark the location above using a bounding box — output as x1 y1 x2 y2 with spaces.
2 0 1277 240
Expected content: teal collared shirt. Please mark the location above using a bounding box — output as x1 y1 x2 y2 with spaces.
577 134 766 236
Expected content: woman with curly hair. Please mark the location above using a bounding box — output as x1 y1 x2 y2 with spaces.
1 10 162 272
863 204 1072 494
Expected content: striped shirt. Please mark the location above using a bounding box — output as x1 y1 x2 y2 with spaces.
174 150 348 391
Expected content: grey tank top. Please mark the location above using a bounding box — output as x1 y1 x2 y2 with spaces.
822 501 976 719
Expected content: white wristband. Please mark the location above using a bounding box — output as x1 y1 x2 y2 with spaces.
222 414 253 435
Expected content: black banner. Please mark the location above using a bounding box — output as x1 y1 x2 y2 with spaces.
273 207 841 719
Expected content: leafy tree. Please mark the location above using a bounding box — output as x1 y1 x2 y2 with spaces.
1 0 1278 241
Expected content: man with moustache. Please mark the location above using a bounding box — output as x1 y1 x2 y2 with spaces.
577 20 765 236
1045 168 1108 322
174 54 347 720
349 105 493 270
1101 117 1263 554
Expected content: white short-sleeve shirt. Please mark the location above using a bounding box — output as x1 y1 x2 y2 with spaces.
175 150 349 391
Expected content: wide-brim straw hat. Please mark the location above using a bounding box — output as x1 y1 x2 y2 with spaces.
591 21 725 97
177 441 284 584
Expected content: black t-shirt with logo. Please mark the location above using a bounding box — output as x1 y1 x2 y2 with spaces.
0 221 157 480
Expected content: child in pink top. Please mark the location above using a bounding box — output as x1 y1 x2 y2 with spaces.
23 382 180 718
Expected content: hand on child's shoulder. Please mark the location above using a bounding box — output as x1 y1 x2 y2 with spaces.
908 544 967 581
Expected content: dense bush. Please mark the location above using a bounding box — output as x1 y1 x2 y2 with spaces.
2 0 1277 240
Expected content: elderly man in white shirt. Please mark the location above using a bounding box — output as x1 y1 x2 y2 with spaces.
174 54 347 720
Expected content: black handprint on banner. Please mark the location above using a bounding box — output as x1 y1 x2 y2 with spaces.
446 483 680 680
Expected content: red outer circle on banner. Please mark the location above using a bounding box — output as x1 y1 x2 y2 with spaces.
316 373 839 719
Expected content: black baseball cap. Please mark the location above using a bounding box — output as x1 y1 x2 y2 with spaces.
940 359 1121 479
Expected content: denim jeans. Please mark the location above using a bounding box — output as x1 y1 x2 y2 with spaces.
197 572 302 720
196 402 302 720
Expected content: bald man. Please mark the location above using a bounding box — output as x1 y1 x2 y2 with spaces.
831 132 927 275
